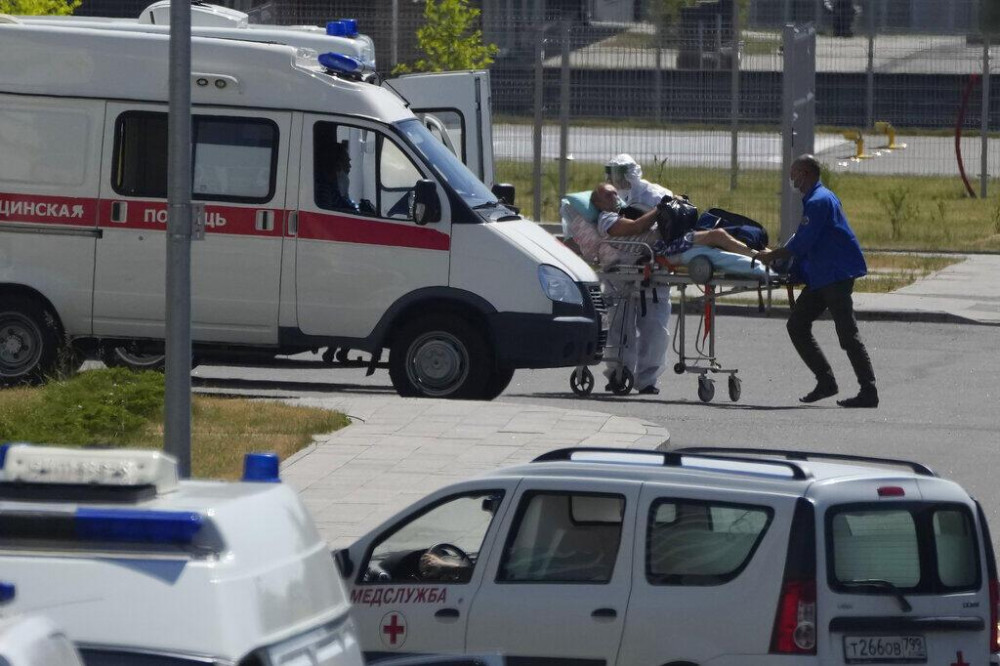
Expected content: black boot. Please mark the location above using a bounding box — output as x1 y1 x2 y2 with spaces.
837 384 879 408
800 377 838 403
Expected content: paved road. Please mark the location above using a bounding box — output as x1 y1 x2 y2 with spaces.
494 124 1000 177
193 316 1000 530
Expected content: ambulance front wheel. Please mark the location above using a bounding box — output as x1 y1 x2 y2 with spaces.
482 366 515 400
0 296 63 386
389 315 492 400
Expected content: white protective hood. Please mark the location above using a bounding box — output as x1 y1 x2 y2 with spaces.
606 153 673 208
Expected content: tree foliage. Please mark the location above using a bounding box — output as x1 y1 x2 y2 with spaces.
394 0 498 74
0 0 80 15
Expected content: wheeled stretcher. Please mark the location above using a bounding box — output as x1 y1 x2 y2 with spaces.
569 241 796 403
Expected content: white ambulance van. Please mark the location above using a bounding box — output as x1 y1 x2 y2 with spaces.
339 447 1000 665
0 442 365 665
0 12 604 399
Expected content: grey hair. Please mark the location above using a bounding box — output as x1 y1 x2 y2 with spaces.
792 154 822 177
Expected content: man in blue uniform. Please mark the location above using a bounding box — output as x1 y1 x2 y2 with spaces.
758 155 878 408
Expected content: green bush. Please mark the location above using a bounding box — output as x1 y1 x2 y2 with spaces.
0 368 164 445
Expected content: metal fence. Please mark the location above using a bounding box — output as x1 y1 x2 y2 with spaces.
74 0 1000 241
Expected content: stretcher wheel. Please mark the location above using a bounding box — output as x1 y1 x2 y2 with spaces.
697 375 715 403
674 362 686 375
570 367 594 397
688 255 714 284
728 375 742 402
608 367 634 396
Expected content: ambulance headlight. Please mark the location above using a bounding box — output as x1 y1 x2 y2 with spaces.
538 265 583 305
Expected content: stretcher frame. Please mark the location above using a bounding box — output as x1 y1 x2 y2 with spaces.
570 241 795 402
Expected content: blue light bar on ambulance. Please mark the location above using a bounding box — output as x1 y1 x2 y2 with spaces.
318 52 365 75
326 19 358 37
242 452 280 483
74 508 203 544
0 582 15 603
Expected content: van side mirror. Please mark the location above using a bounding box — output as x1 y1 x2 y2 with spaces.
411 179 441 226
333 548 354 578
492 183 515 206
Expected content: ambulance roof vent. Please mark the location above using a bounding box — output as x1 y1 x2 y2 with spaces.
0 442 179 501
139 0 249 28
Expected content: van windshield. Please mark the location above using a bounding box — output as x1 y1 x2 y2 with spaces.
395 118 498 211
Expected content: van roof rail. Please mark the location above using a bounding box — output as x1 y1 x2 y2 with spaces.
531 447 810 480
673 447 937 477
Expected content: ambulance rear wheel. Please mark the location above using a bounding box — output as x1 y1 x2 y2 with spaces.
0 296 63 386
389 315 492 399
102 344 166 372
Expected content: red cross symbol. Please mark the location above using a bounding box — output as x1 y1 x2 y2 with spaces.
381 612 407 648
951 651 969 666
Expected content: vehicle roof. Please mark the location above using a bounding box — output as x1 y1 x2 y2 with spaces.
0 478 351 660
0 22 411 122
475 449 972 503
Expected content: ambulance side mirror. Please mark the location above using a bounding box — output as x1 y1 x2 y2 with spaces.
411 179 441 226
492 183 515 207
333 548 354 578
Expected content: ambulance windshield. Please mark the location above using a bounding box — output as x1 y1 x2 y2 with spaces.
396 119 497 211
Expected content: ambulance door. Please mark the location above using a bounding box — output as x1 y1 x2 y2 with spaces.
383 71 495 187
0 95 103 338
295 117 451 339
95 105 290 344
465 480 639 664
345 485 514 660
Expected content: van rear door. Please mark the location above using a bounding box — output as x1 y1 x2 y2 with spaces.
383 71 495 187
823 499 991 666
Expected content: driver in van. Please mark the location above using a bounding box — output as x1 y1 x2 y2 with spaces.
315 140 359 213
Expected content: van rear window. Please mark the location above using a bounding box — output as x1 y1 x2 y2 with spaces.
827 503 980 593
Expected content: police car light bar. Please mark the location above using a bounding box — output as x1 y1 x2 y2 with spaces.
0 443 179 494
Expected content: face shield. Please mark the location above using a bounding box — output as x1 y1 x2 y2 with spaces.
605 164 631 190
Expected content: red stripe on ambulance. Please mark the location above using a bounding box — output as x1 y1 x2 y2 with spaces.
0 192 96 226
298 211 449 251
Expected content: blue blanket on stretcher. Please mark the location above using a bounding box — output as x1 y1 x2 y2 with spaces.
676 246 773 279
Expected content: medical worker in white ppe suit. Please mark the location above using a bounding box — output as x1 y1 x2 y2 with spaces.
601 154 673 395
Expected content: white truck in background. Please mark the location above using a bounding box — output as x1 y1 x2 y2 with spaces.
0 4 606 400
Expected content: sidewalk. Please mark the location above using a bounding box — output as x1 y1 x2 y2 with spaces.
687 254 1000 326
280 397 669 549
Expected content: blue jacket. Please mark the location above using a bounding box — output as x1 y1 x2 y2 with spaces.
785 182 867 289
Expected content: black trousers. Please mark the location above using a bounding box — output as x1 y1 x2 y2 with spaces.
787 279 876 388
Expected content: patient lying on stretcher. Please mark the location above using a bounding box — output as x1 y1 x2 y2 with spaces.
591 183 763 261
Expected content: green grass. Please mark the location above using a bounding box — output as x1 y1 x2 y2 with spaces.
0 368 349 479
500 160 1000 253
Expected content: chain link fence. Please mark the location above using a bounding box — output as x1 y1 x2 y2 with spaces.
73 0 1000 248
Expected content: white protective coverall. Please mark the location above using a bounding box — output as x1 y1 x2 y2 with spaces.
603 154 673 393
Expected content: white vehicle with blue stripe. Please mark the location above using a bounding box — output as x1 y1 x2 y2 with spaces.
0 443 364 666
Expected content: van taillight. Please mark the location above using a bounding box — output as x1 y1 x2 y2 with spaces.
975 501 999 653
771 498 817 655
771 579 817 653
989 578 999 653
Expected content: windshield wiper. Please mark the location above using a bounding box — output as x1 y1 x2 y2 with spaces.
471 200 500 210
842 579 912 612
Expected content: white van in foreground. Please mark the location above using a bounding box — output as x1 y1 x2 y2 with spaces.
0 443 365 666
339 446 1000 665
0 10 604 398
